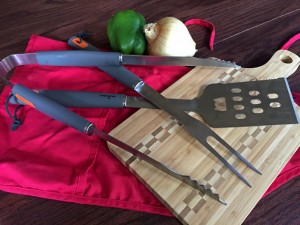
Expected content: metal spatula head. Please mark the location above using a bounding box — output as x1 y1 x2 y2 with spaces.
197 78 300 127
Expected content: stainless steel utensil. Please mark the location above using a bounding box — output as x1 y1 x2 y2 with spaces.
66 37 261 186
0 59 226 205
10 78 299 127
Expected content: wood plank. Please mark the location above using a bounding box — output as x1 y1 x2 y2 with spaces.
108 50 300 224
0 1 298 59
0 1 299 225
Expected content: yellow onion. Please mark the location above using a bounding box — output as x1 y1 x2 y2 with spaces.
144 17 197 56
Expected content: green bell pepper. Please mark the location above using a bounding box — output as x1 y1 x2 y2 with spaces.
107 10 147 55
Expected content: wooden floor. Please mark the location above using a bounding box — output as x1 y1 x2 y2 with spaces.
0 1 299 224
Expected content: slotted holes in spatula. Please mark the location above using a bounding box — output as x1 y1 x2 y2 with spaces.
232 89 246 119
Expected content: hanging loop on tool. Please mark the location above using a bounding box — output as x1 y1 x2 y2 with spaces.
76 31 93 42
5 94 24 131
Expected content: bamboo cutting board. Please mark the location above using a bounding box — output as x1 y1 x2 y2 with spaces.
107 50 300 225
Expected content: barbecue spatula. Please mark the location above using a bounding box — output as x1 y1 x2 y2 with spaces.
11 78 300 127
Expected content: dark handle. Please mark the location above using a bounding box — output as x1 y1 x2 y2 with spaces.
10 90 127 108
68 36 142 89
11 84 93 134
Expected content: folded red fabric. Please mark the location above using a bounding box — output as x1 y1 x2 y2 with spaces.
262 92 300 197
0 35 299 216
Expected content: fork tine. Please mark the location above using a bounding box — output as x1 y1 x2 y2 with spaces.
184 119 254 187
202 141 252 187
213 134 262 175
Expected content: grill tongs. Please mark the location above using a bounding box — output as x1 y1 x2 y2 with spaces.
1 47 261 190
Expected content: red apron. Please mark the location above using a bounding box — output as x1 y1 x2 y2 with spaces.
0 35 299 216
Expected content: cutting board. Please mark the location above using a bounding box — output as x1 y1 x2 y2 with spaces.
108 50 300 225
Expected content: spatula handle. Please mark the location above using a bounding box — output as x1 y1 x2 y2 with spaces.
10 90 127 108
11 84 93 134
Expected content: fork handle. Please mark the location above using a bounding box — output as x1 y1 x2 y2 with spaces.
67 37 142 89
